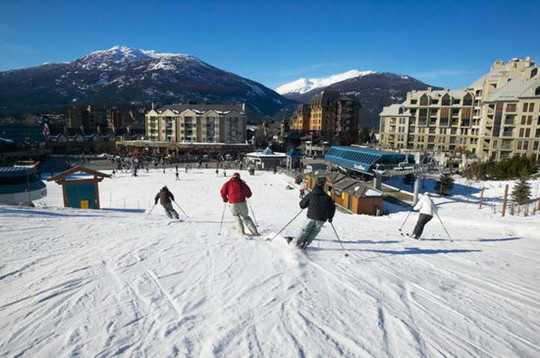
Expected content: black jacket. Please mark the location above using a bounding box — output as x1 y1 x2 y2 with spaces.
299 185 336 222
155 188 175 205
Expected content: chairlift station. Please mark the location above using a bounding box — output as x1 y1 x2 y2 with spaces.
324 146 444 202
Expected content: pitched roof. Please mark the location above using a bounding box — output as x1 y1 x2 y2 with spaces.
485 76 540 102
154 103 245 114
47 166 111 183
379 104 411 116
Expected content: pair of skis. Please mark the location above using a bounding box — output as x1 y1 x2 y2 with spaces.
400 232 420 240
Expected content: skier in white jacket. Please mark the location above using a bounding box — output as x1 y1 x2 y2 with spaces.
411 192 437 239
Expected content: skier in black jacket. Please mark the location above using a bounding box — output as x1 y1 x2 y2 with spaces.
154 186 179 219
289 178 336 249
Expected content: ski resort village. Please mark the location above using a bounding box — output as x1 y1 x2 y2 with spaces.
1 46 540 357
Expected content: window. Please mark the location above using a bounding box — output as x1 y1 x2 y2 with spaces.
506 103 517 112
522 102 535 112
441 95 451 106
463 94 473 106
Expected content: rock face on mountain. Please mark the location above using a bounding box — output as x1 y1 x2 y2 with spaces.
278 72 440 129
0 46 294 120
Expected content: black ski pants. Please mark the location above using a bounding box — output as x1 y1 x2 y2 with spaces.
412 213 432 238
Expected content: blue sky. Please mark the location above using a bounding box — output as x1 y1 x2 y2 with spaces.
0 0 538 90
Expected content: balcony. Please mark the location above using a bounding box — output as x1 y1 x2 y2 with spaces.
501 130 514 137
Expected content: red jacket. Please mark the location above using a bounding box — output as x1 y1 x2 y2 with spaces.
221 177 252 203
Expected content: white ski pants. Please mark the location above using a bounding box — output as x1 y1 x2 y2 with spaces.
229 201 257 234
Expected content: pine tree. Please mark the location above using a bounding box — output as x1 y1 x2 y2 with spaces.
402 173 415 186
512 177 531 205
435 173 454 196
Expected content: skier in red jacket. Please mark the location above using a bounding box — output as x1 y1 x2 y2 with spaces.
220 173 259 236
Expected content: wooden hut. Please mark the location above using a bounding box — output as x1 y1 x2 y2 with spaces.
47 166 111 209
305 170 382 215
305 170 343 191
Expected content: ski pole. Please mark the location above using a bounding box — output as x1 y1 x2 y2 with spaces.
218 202 227 235
267 209 304 242
398 207 414 232
247 198 258 226
145 203 156 219
435 211 453 242
173 200 189 218
330 222 349 257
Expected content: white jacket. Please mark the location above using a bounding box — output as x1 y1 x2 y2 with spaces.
414 194 437 216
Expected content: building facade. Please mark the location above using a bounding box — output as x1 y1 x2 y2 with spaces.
379 58 540 162
289 89 360 145
68 105 130 133
145 103 246 144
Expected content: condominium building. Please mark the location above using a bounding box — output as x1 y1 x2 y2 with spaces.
289 89 360 145
145 103 246 144
379 58 540 162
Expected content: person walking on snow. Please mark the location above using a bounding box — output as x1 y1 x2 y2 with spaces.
410 192 437 239
289 178 335 249
220 172 259 236
154 186 179 219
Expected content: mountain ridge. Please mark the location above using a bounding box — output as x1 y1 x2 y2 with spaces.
278 72 441 129
0 46 295 120
1 46 441 129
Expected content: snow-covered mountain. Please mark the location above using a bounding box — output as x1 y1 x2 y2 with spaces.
277 71 439 129
0 46 294 120
275 69 376 95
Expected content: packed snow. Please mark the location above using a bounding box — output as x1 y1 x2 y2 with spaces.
1 168 539 357
275 70 377 95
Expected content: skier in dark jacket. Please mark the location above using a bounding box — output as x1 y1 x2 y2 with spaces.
220 172 259 236
290 177 336 249
154 186 179 219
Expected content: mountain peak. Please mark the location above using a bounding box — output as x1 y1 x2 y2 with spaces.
81 46 198 65
275 69 377 95
0 45 294 119
85 46 151 63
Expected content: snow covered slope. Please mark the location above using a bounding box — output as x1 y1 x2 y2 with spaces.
275 69 376 95
0 169 539 357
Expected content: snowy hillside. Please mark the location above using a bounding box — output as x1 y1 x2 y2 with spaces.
1 168 539 357
275 69 376 95
0 46 294 119
78 45 203 72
